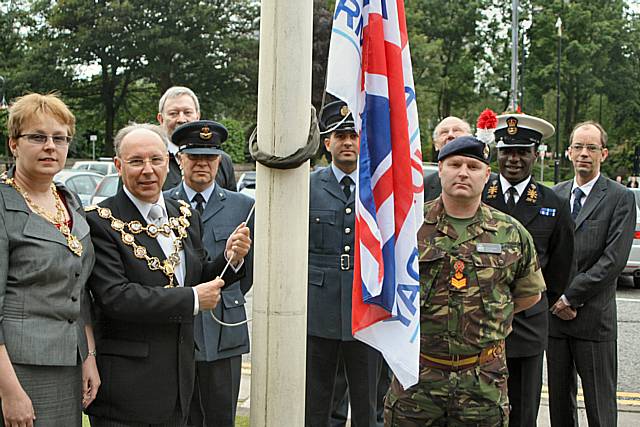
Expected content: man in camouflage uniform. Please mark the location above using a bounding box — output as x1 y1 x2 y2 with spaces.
384 136 546 426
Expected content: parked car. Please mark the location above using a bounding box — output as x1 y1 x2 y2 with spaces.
622 188 640 288
237 171 256 198
423 162 438 178
90 173 119 205
54 170 103 206
72 160 116 176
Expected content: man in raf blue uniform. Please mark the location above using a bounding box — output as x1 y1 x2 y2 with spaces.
306 100 381 427
165 120 254 427
482 113 575 427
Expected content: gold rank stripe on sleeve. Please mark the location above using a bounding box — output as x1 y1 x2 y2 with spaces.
89 200 192 288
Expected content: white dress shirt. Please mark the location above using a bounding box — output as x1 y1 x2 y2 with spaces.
570 173 600 207
499 175 531 205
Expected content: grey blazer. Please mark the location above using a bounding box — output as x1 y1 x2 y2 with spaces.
0 178 95 366
165 184 254 361
552 175 636 341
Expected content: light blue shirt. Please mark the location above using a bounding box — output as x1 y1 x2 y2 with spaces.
182 182 216 210
331 163 357 194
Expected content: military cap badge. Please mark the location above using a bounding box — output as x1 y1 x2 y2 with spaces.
340 105 350 117
483 143 490 160
506 117 518 136
199 126 213 140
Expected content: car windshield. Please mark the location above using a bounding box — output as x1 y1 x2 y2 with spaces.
96 176 119 196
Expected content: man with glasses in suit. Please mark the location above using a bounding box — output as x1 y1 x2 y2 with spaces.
549 121 636 426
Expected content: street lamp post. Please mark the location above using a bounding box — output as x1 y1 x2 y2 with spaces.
554 17 562 184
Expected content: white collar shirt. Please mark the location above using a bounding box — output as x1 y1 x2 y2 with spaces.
499 175 531 205
570 173 600 207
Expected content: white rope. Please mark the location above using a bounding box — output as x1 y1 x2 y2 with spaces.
210 203 255 327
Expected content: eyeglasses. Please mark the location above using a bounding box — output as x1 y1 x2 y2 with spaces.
18 133 72 146
120 156 167 168
570 143 604 153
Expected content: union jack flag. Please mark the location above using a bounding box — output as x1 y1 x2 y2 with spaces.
326 0 423 389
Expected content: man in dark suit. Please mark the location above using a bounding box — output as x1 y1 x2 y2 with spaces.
483 113 575 427
424 116 471 201
165 120 254 427
85 123 251 426
305 100 381 427
157 86 236 191
549 121 636 427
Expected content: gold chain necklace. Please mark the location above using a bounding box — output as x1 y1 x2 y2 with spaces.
2 173 83 256
85 201 192 288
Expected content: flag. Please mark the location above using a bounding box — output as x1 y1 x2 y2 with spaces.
326 0 423 389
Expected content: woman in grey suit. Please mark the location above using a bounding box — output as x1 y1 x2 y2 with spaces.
0 93 100 427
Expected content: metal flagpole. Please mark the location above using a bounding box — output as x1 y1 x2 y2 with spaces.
251 0 313 425
509 0 520 112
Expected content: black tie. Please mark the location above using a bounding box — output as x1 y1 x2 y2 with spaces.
572 188 584 220
193 193 205 215
341 176 353 199
506 187 518 213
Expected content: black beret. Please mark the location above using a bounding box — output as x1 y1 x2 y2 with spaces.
172 120 228 155
438 135 490 165
319 100 356 134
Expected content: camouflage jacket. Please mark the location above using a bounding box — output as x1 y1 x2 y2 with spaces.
418 198 545 358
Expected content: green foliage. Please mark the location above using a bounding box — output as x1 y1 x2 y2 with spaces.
220 117 251 164
1 0 640 176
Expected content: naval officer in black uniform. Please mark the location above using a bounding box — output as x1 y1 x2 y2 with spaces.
482 113 575 427
305 100 381 427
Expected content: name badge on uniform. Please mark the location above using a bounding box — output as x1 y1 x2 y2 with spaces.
539 207 557 217
450 260 467 290
476 243 502 254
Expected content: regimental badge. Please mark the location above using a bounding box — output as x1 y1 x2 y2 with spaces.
525 184 538 203
199 126 213 140
450 260 467 290
506 117 518 136
487 181 499 199
340 105 350 117
483 143 490 160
